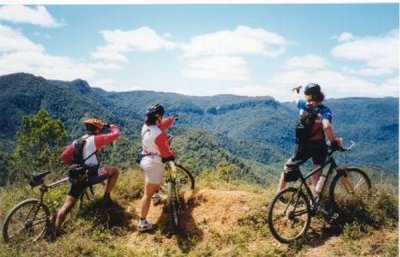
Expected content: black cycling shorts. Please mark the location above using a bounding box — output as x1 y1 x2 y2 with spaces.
288 140 328 167
68 167 109 198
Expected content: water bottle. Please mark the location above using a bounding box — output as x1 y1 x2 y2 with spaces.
315 175 326 193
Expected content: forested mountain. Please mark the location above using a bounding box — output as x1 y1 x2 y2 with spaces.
0 73 398 181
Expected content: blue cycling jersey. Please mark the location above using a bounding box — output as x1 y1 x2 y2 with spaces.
297 99 332 122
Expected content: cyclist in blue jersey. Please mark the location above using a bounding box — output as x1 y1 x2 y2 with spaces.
277 83 342 196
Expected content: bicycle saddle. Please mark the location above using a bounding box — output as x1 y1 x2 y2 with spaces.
29 171 51 187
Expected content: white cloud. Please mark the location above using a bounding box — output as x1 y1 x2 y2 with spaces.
271 69 399 99
336 32 356 42
0 24 44 52
230 84 287 98
182 56 249 81
382 76 399 95
332 30 399 73
183 25 288 58
89 79 144 92
90 51 128 63
341 66 393 76
86 62 122 70
284 54 329 70
0 51 96 80
181 26 288 83
0 24 107 81
0 5 64 27
90 26 177 63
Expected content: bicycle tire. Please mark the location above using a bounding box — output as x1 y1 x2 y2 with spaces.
174 163 195 190
2 198 50 244
167 181 180 230
329 167 372 217
267 187 311 244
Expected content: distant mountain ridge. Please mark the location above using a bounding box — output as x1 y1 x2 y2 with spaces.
0 73 398 173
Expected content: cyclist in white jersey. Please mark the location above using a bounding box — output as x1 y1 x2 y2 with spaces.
138 104 177 232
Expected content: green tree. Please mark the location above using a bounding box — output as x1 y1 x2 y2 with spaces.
0 151 10 186
9 108 67 183
216 160 236 182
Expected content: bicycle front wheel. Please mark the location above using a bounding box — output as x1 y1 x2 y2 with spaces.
267 187 311 244
2 199 50 244
174 164 195 190
329 167 371 217
167 181 180 230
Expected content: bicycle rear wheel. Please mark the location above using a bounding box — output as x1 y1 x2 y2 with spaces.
2 199 50 244
329 167 371 218
167 181 180 230
267 187 311 244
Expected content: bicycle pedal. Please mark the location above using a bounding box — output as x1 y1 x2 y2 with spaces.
325 212 340 224
330 212 339 220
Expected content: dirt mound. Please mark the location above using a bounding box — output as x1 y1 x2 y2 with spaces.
124 188 266 254
181 189 262 233
123 188 398 256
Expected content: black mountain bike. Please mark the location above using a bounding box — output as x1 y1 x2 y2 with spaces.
164 160 195 231
267 141 372 243
2 171 95 244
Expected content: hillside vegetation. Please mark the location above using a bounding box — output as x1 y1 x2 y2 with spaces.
0 168 398 257
0 73 398 176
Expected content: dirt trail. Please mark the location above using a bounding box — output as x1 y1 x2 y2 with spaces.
123 188 397 256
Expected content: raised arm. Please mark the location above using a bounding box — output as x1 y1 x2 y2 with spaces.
292 86 301 104
94 124 120 149
158 116 175 131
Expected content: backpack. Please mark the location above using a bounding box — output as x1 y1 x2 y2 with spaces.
71 137 87 166
68 136 96 183
295 105 321 143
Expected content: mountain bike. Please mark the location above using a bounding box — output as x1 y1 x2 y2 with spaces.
267 141 372 243
2 171 96 244
164 160 195 231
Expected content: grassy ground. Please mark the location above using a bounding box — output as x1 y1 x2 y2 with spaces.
0 169 398 257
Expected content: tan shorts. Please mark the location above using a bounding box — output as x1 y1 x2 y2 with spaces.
140 156 165 184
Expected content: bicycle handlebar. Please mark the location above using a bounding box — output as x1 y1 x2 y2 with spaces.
343 140 355 152
328 140 355 154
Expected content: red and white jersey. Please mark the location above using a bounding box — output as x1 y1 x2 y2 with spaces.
141 116 175 161
61 124 120 166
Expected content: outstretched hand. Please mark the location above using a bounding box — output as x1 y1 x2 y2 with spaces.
173 114 180 121
292 86 302 93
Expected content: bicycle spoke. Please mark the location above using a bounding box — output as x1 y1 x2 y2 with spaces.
353 179 366 191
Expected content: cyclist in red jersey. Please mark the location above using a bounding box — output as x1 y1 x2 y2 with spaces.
54 118 120 229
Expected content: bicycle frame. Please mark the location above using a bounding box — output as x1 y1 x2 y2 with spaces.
296 150 338 207
165 161 180 199
38 177 69 197
293 140 355 212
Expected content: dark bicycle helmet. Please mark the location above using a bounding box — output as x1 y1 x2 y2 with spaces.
146 104 165 117
304 83 321 95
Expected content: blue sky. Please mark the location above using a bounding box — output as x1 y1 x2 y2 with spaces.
0 4 398 101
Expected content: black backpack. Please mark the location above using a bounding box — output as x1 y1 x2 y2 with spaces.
295 105 321 143
71 136 98 165
71 137 87 166
68 136 97 182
